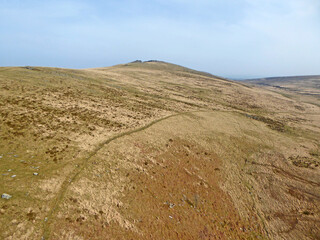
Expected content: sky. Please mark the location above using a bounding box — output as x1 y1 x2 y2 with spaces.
0 0 319 78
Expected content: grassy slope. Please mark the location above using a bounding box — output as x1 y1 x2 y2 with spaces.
0 62 319 239
244 75 320 100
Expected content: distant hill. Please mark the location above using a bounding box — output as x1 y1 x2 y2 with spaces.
244 75 320 97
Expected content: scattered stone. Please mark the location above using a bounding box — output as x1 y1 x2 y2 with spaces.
11 175 16 178
14 155 18 157
145 60 162 63
0 156 2 159
24 66 35 70
8 169 12 172
33 173 39 176
2 193 12 199
169 216 173 219
164 201 175 208
44 217 48 221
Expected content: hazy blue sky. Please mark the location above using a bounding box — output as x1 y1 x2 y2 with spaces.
1 0 319 78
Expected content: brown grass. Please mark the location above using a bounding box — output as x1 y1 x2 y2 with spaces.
0 62 319 239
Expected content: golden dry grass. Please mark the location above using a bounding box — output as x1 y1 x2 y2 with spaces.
0 62 319 239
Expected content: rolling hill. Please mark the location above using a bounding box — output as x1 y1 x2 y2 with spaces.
244 75 320 98
0 61 319 239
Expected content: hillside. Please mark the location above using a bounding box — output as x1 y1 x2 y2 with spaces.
244 75 320 98
0 61 320 240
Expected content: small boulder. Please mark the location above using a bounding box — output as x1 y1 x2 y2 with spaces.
33 173 39 176
1 193 12 199
11 175 16 178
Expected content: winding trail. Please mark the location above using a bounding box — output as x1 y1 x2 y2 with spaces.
42 110 198 239
42 108 302 239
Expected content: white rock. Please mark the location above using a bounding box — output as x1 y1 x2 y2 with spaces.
1 193 12 199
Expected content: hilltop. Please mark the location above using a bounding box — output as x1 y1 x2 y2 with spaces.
0 61 319 239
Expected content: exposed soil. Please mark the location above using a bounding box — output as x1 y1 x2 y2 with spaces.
0 62 319 239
